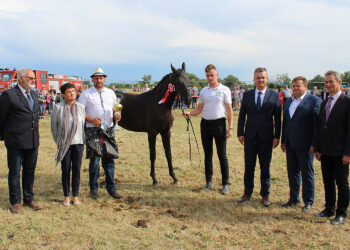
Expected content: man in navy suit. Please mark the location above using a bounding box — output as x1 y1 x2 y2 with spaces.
237 67 281 206
315 70 350 225
0 68 42 213
281 76 321 212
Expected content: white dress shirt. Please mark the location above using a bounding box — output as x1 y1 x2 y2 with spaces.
289 92 307 118
327 90 342 112
198 83 231 120
79 87 116 128
254 88 267 104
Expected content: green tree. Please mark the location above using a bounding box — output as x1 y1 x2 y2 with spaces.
275 73 291 86
341 71 350 84
223 74 240 88
82 80 92 88
308 74 325 89
141 74 152 86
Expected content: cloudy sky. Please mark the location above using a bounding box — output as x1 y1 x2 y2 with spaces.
1 0 350 82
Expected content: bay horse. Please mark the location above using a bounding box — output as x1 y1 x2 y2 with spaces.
117 63 191 185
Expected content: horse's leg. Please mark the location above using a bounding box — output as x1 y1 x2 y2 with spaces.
160 129 178 184
148 132 158 185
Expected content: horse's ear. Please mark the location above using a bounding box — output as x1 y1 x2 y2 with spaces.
182 62 186 71
171 64 176 73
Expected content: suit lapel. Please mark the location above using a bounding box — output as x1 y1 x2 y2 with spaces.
327 94 344 123
15 86 32 112
284 98 292 120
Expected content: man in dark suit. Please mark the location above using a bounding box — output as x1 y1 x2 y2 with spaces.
315 70 350 225
237 67 281 206
320 89 329 101
281 76 321 212
0 68 42 213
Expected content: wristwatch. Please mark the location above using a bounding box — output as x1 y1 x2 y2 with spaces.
228 127 233 130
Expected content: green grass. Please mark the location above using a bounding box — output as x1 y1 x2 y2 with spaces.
0 109 349 249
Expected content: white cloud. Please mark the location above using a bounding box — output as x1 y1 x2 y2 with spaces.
0 0 350 80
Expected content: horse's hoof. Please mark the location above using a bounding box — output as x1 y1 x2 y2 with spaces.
152 182 159 186
173 180 179 185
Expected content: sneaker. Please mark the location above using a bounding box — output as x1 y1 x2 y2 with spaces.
221 185 229 195
203 182 212 191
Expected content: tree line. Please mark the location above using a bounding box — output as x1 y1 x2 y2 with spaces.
84 71 350 90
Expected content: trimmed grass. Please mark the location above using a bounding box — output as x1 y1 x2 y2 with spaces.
0 109 348 249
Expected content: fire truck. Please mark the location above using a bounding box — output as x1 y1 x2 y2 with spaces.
0 68 83 92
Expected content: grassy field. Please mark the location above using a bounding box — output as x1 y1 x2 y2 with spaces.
0 109 349 249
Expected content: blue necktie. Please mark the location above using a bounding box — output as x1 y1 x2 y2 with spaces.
26 90 34 111
257 91 262 111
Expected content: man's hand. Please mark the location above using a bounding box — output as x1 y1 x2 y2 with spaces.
183 111 190 119
314 152 321 161
226 128 232 138
92 117 102 127
342 155 350 165
238 136 245 145
309 146 315 153
281 143 286 152
114 112 121 122
273 138 279 149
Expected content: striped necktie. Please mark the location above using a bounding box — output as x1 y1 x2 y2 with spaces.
257 91 262 111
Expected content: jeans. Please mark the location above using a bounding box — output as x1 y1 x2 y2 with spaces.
200 118 229 185
7 147 38 205
89 155 116 194
61 144 84 197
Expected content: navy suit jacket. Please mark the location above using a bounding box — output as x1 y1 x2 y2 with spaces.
0 85 40 149
281 94 321 151
237 88 281 142
316 94 350 156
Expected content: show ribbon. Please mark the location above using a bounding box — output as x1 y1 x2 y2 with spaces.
158 83 175 104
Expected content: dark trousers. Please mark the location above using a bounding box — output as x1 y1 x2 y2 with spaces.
200 118 229 185
286 147 315 205
61 144 84 197
321 154 349 217
7 147 38 205
89 155 116 194
244 138 272 197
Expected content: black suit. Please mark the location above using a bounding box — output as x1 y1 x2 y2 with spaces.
316 93 350 217
237 88 281 197
320 90 329 101
282 94 321 205
0 86 40 205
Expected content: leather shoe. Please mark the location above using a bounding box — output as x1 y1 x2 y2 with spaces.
203 182 212 191
9 204 22 214
302 204 312 213
237 194 251 203
262 197 271 207
90 191 98 200
109 191 122 199
315 209 335 218
23 201 42 210
281 200 299 207
221 185 229 195
331 215 346 225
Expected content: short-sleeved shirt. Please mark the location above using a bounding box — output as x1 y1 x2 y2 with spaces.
199 83 231 120
79 87 116 128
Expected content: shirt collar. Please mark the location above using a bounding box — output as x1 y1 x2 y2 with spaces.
292 92 307 101
207 83 221 90
92 86 106 93
330 90 342 101
255 88 267 95
18 83 28 95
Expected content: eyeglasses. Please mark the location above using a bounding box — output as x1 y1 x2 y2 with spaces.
24 77 36 81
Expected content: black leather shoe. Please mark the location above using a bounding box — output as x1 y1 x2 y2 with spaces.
281 200 299 207
315 209 335 218
331 215 346 225
203 182 212 191
109 191 122 199
302 204 312 213
90 191 98 200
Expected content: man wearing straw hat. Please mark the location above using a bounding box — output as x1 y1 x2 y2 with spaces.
79 68 122 200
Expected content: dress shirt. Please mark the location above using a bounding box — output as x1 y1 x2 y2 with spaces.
198 83 231 120
254 88 267 104
327 90 342 112
79 87 116 128
18 84 31 99
289 92 307 118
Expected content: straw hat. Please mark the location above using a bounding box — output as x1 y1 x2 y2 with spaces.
91 67 107 78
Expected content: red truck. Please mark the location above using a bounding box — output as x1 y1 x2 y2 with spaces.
0 67 83 92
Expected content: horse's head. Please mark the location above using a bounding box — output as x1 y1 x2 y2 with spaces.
171 62 191 106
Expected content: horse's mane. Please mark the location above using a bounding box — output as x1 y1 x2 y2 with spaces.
152 73 172 91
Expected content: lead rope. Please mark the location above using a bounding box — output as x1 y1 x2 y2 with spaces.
182 108 201 168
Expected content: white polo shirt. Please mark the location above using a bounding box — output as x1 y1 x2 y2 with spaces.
199 83 231 120
79 87 116 127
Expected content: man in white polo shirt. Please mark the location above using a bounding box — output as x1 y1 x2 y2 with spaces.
79 68 122 200
183 64 233 194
